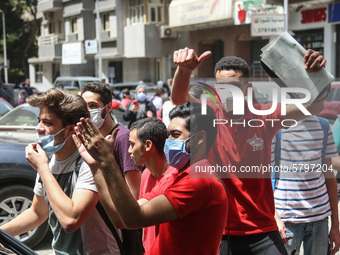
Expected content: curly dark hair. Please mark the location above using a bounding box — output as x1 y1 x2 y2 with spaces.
214 56 250 78
81 82 112 106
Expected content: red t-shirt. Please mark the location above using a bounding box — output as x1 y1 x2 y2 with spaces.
143 160 228 255
139 166 177 254
208 103 282 235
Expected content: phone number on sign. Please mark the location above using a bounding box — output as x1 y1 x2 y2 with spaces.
272 164 333 173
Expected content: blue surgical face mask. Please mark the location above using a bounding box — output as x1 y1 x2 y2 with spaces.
35 127 68 153
89 105 106 129
164 133 197 170
137 92 146 102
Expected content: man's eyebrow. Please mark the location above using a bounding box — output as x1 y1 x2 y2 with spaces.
169 129 182 134
88 101 99 105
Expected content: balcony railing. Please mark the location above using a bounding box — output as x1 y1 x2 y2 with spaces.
38 33 65 46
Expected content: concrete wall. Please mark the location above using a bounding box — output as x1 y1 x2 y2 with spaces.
190 24 251 78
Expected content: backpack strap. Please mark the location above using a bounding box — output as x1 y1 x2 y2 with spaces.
96 202 126 255
332 116 340 153
74 155 83 176
318 117 329 165
272 130 282 191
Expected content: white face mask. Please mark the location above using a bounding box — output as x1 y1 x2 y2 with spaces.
89 105 107 129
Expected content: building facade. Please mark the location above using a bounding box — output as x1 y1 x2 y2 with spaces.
168 0 339 81
29 0 340 91
29 0 189 91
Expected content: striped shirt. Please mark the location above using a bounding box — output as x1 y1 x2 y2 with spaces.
271 116 338 223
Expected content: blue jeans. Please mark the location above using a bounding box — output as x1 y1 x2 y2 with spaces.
284 218 329 255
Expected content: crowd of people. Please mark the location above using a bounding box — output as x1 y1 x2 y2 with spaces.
0 45 339 255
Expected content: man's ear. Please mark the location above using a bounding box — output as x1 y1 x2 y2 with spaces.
106 101 112 113
66 125 75 136
196 130 206 146
145 140 153 152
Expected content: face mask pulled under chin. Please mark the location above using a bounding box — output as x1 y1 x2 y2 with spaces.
89 106 106 129
35 127 68 153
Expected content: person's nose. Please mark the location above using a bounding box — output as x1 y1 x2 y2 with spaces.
36 121 45 134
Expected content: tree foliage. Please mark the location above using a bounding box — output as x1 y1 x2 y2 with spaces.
0 0 40 83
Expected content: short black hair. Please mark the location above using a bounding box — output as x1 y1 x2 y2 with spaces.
214 56 250 78
169 102 217 152
130 118 168 154
81 82 112 105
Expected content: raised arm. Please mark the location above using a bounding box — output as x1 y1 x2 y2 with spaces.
74 119 179 229
171 48 211 105
25 144 99 233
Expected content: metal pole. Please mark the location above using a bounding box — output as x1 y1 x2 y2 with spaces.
0 10 8 83
284 0 288 32
95 0 102 79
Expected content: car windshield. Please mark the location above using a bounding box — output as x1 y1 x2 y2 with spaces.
80 80 100 86
0 105 39 126
0 102 13 117
56 80 73 87
325 86 340 102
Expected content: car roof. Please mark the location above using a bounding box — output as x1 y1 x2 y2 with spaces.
110 82 155 87
55 76 101 80
54 76 101 82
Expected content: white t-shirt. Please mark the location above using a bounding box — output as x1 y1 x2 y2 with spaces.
34 151 121 255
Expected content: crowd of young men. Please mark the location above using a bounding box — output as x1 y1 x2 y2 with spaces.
1 45 338 255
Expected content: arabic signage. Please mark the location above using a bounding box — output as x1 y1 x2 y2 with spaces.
169 0 232 27
251 14 285 37
62 42 84 65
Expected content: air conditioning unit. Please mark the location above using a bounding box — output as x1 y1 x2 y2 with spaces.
160 26 177 39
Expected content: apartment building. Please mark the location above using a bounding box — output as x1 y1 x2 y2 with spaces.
29 0 189 91
28 0 340 91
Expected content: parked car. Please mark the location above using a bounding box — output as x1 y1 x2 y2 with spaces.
0 98 13 117
0 135 49 248
0 104 39 142
318 82 340 125
53 76 101 94
110 107 130 127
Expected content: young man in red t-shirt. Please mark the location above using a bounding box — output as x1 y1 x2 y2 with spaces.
129 117 177 253
171 48 327 255
74 103 229 255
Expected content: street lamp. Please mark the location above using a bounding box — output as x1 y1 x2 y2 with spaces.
0 9 8 84
95 0 102 80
